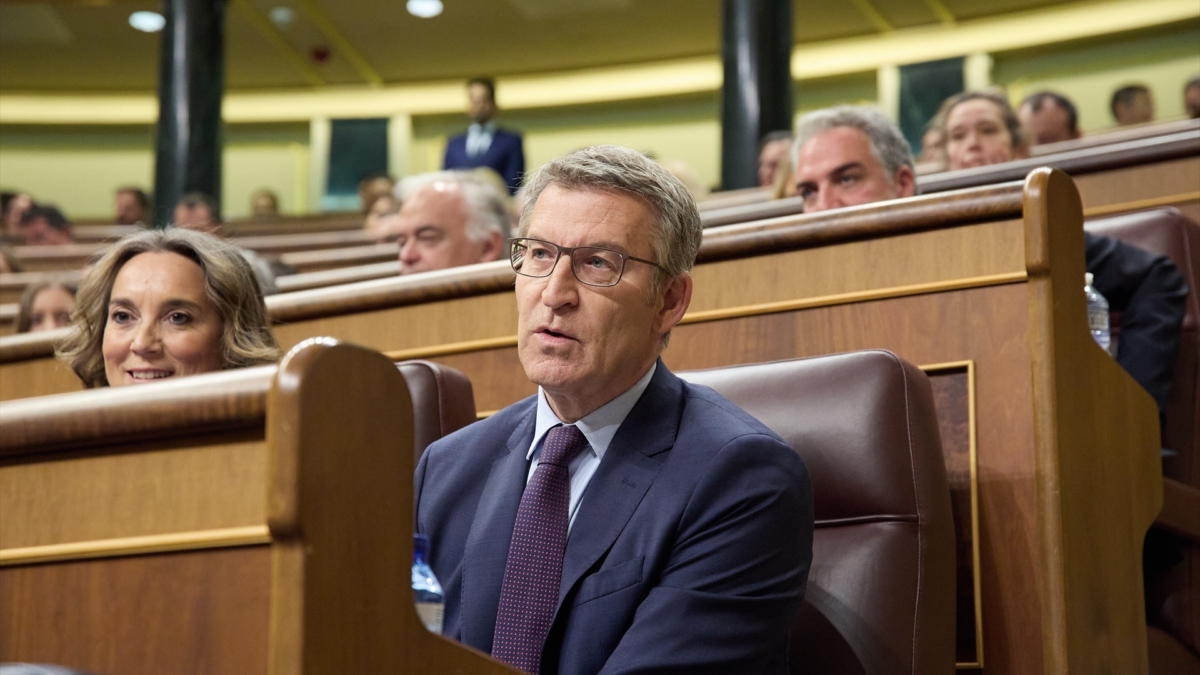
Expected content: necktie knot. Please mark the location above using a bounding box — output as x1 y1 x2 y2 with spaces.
540 424 588 468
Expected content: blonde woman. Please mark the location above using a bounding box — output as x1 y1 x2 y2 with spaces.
58 228 281 388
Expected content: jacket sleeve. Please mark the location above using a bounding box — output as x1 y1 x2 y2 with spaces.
1086 232 1189 416
596 434 813 674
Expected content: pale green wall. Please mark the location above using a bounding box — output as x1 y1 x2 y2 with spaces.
2 22 1196 218
0 123 309 220
994 23 1200 132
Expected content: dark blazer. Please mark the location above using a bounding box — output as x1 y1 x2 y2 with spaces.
443 127 525 194
1086 232 1188 419
415 363 814 675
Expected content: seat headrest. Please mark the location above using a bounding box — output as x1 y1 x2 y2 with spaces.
679 350 943 523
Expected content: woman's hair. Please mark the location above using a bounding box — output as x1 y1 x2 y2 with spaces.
57 227 282 387
938 90 1026 151
16 281 76 333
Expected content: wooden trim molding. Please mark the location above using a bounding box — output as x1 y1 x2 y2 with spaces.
382 272 1028 363
0 365 274 456
0 525 271 566
922 360 985 669
1082 191 1200 218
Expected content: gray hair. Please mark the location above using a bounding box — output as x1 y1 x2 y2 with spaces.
518 145 702 289
794 106 914 179
396 170 511 242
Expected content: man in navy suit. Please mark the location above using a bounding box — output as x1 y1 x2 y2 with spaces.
415 145 813 675
444 78 526 194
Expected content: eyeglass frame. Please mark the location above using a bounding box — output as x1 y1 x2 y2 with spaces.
508 237 665 288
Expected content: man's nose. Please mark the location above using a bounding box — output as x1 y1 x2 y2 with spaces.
399 239 421 264
540 253 579 308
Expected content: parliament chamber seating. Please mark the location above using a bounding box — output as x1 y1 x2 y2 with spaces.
1085 207 1200 672
680 351 956 675
0 168 1168 673
0 340 511 675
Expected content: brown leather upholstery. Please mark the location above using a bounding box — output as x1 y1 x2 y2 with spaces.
397 360 478 459
680 350 956 675
1086 208 1200 664
1086 207 1200 485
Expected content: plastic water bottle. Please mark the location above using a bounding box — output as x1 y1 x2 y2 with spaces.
1085 272 1113 355
412 534 444 634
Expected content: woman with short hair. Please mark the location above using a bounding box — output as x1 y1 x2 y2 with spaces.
58 228 281 388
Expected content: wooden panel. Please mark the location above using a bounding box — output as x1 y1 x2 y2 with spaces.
273 290 520 353
0 434 266 549
1074 157 1200 210
0 353 81 400
0 546 272 675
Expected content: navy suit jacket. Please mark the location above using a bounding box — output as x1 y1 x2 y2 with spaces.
443 127 525 194
415 363 814 675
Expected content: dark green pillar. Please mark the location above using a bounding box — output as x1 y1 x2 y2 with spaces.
720 0 794 191
153 0 226 227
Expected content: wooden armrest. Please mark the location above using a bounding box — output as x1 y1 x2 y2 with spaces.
1154 478 1200 542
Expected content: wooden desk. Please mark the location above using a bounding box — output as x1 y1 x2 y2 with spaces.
0 340 518 675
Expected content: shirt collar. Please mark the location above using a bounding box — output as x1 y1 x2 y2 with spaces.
468 121 496 134
529 361 658 461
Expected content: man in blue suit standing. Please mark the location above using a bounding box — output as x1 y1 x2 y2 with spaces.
444 78 525 194
416 145 814 675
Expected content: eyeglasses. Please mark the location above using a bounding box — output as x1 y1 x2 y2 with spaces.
509 237 663 288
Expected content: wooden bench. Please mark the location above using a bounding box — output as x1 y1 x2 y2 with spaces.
699 125 1200 227
0 339 517 675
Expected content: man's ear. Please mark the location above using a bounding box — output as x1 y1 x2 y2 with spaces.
654 273 693 337
893 165 917 199
479 230 505 262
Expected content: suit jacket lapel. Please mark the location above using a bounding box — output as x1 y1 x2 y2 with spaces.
557 363 684 607
461 405 535 651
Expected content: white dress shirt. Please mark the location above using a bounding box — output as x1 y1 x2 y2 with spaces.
526 362 657 532
466 121 496 157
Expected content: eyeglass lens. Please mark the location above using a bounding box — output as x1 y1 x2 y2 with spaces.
511 240 626 286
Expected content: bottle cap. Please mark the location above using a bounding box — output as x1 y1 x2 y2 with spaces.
414 533 430 557
1085 272 1094 286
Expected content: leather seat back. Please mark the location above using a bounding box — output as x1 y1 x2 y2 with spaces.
680 350 956 675
397 360 478 459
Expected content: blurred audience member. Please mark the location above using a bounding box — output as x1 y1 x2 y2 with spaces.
16 281 76 333
20 205 73 245
173 192 278 294
0 245 19 274
444 78 525 194
4 192 34 239
173 192 221 234
251 189 280 218
658 159 709 201
1018 91 1081 146
58 228 280 388
359 173 395 214
364 193 400 236
1184 76 1200 119
378 171 509 275
757 130 794 187
1111 84 1155 126
917 125 946 167
941 91 1028 171
114 187 150 225
771 151 796 200
792 106 915 212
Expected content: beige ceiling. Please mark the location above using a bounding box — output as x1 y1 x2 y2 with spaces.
0 0 1081 92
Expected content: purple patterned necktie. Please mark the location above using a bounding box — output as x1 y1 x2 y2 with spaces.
492 424 589 674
